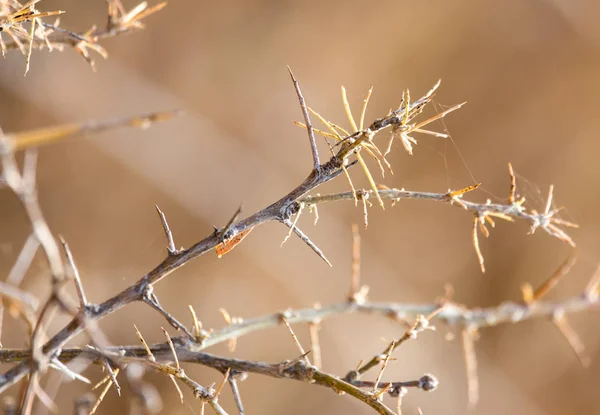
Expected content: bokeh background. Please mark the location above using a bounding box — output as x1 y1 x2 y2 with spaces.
1 0 600 414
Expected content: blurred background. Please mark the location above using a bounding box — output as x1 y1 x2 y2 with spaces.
1 0 600 414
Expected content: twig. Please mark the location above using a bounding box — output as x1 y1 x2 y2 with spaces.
0 282 39 311
5 233 39 286
300 186 576 248
3 111 181 151
2 293 597 368
351 375 437 393
347 310 440 381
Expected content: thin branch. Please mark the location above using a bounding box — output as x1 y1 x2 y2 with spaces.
3 110 181 151
5 291 596 367
300 186 576 247
6 233 39 286
0 282 39 311
347 310 440 381
64 347 399 415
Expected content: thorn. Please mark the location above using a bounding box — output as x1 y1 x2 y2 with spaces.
133 324 155 361
462 328 479 409
372 340 395 394
288 66 320 171
155 205 177 255
553 310 590 367
472 215 485 273
188 304 202 340
281 219 332 267
213 368 231 400
218 203 243 243
508 162 516 204
161 327 180 371
530 252 577 303
59 236 88 307
308 320 322 369
281 317 310 365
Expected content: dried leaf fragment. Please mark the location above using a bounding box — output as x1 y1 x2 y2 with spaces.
215 227 254 258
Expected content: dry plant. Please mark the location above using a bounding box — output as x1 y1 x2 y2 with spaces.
0 0 166 73
0 2 598 414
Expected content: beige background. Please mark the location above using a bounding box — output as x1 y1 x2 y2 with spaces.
1 0 600 414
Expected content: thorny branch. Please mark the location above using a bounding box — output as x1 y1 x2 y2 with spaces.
0 71 592 415
3 287 596 366
299 186 576 248
0 281 596 412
